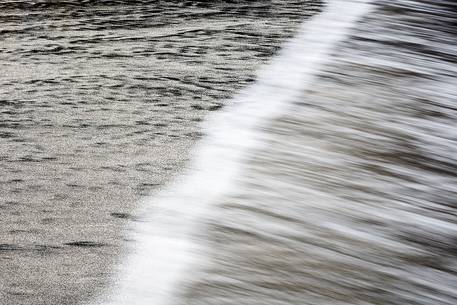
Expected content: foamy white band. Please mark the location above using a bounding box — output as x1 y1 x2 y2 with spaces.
93 1 373 304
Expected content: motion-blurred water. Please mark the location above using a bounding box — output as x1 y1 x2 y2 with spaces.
188 2 457 305
100 2 372 304
103 1 457 305
2 0 457 305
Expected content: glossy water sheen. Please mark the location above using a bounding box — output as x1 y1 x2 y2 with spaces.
0 1 321 305
2 1 457 305
176 1 457 305
97 1 371 304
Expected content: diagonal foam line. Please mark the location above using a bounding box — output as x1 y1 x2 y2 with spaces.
93 1 373 304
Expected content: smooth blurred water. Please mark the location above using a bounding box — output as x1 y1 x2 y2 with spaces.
103 1 457 305
98 1 372 304
1 1 457 305
179 2 457 305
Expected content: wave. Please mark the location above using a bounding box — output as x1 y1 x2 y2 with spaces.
91 1 373 304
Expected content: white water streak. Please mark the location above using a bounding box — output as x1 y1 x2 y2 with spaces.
96 1 373 304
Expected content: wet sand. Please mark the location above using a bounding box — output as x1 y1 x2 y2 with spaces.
0 1 322 304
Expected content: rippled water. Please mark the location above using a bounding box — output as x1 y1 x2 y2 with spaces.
0 1 321 305
2 0 457 305
102 1 457 305
98 2 372 304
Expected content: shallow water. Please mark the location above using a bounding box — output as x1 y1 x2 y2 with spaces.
0 1 321 304
2 0 457 305
178 1 457 305
97 2 371 304
101 1 457 305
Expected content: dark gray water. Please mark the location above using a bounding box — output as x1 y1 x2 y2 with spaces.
2 1 457 305
0 1 321 305
177 1 457 305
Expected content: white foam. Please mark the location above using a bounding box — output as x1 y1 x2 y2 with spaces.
94 1 373 304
